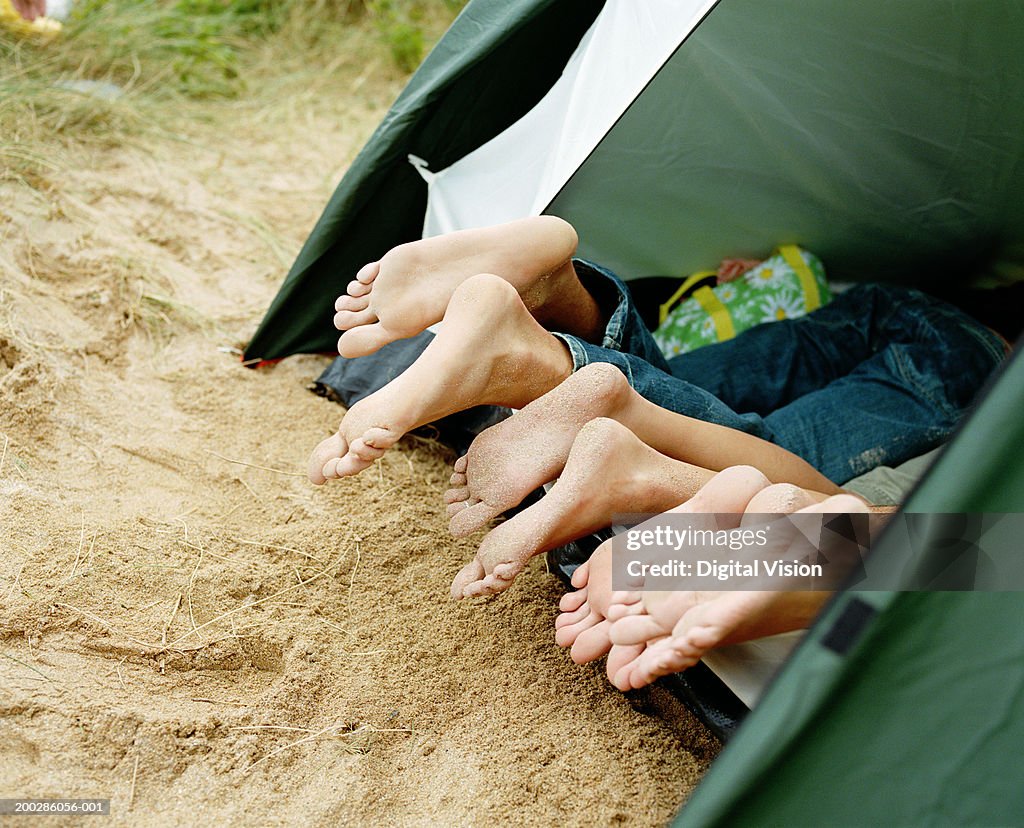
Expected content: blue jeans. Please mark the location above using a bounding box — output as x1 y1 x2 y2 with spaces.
555 260 1006 484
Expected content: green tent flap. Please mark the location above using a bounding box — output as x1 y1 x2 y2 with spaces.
677 350 1024 827
550 0 1024 286
244 0 602 361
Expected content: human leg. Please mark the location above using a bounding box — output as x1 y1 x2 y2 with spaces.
664 283 1005 416
449 418 718 598
759 301 1005 482
445 363 841 537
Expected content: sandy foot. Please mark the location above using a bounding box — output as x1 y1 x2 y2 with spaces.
333 216 586 357
449 418 713 599
308 274 571 483
444 363 632 537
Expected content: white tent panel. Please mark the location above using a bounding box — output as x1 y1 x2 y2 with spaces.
415 0 715 238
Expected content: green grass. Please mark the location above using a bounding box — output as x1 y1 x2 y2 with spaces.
0 0 465 181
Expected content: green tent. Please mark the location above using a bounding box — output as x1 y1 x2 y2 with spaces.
246 0 1023 362
249 0 1024 822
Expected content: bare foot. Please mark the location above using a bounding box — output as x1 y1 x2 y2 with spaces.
333 217 604 357
553 541 647 677
444 363 632 537
307 274 571 483
605 487 868 691
445 359 840 539
449 418 715 599
553 465 774 678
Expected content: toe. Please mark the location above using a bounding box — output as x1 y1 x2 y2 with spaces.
450 558 485 599
307 432 347 484
444 486 471 504
335 294 370 313
558 585 588 613
634 637 699 687
491 561 523 584
570 559 591 589
605 590 643 622
458 557 521 599
334 307 378 332
338 323 399 358
556 611 599 650
360 426 400 451
348 438 387 463
449 500 504 538
608 642 650 690
685 622 728 653
570 619 614 663
609 614 668 646
554 600 590 627
332 451 376 478
355 261 380 284
449 470 467 486
463 572 509 598
347 278 372 298
453 455 468 474
446 501 469 517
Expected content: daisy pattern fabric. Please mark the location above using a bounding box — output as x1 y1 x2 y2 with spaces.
652 245 831 357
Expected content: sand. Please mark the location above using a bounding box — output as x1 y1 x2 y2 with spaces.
0 73 718 826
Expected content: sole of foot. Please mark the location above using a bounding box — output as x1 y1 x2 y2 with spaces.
449 418 701 599
308 273 572 484
444 363 632 537
333 216 579 358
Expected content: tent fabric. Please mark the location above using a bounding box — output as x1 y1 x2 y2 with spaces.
417 0 715 236
243 0 603 362
676 348 1024 827
247 0 1024 362
550 0 1024 285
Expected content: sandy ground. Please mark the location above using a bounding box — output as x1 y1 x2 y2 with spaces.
0 68 718 826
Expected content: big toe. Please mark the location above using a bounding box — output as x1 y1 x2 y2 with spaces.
569 619 613 664
608 642 652 691
308 433 347 484
450 558 485 599
338 322 400 358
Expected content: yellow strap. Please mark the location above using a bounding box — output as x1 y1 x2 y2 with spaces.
777 244 822 312
659 270 718 325
691 286 736 341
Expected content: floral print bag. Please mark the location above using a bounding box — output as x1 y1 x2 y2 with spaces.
652 245 831 357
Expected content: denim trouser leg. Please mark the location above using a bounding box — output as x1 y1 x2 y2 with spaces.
662 283 1003 417
571 259 673 372
557 260 771 436
556 264 1006 483
758 288 1007 481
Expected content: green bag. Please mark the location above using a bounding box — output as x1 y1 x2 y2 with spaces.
652 245 831 357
